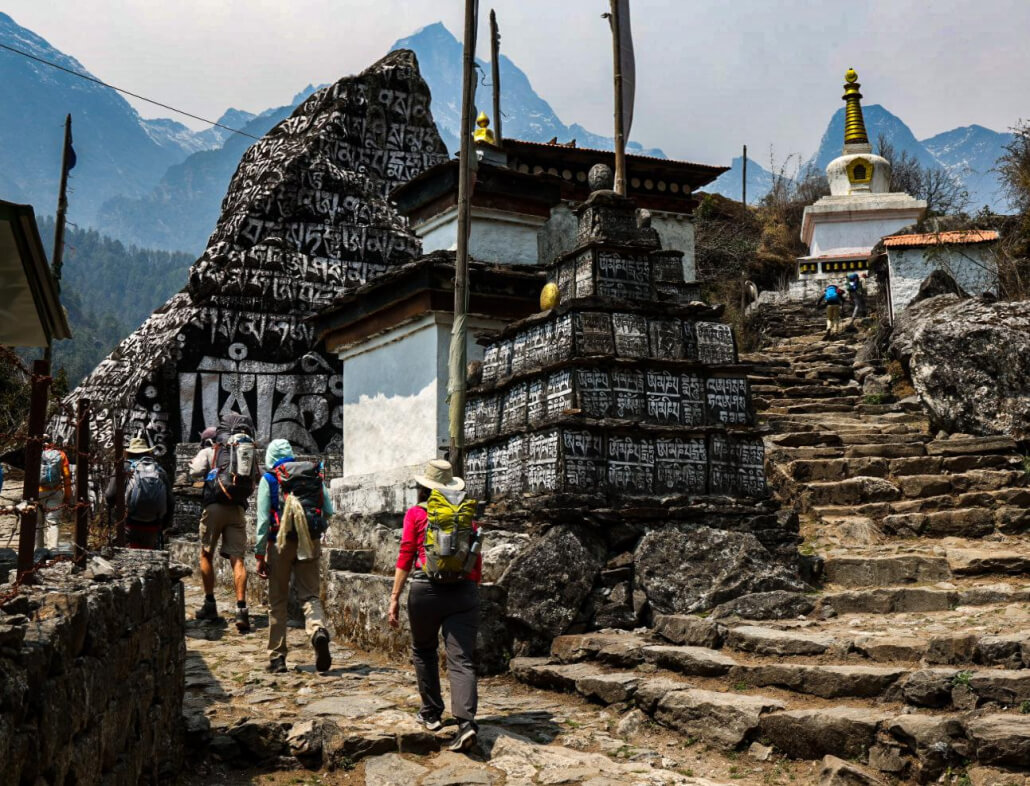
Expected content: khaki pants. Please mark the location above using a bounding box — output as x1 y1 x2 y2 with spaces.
267 537 326 660
826 304 842 334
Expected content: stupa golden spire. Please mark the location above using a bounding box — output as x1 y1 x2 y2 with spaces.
842 67 869 147
473 111 496 145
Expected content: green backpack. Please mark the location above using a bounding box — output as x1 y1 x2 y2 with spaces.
421 490 481 582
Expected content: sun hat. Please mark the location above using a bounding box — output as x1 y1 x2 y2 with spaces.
126 437 154 456
413 459 465 492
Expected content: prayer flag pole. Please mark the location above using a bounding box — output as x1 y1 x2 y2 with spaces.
448 0 479 475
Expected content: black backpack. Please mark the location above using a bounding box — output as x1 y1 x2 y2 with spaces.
126 457 167 523
273 460 328 538
202 436 257 507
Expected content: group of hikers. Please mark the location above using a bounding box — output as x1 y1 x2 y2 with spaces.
817 271 867 334
30 412 483 752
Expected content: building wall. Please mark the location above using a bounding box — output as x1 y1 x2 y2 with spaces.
809 214 912 257
419 207 544 265
339 312 507 486
888 245 998 322
340 316 440 478
652 212 697 281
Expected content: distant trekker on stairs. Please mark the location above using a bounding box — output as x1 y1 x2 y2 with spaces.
847 272 867 321
817 281 846 335
190 412 258 632
255 438 334 674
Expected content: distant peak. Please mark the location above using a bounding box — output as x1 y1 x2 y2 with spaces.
393 21 458 47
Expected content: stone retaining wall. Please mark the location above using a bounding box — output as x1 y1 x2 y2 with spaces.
0 550 187 785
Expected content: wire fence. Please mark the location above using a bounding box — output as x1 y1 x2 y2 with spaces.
0 345 130 596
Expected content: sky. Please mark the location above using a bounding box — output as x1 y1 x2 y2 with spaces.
6 0 1030 168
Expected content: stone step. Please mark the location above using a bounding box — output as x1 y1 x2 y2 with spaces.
821 553 951 587
895 470 1026 500
804 476 901 506
925 436 1019 457
511 655 1030 772
773 401 860 414
818 584 1030 615
882 506 1028 538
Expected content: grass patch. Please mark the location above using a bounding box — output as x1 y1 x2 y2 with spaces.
863 393 887 405
951 670 973 687
1020 700 1030 714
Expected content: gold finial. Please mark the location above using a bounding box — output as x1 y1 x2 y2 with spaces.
473 111 496 145
842 67 869 147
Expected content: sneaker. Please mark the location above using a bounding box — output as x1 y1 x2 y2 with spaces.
235 607 251 633
415 710 443 732
195 599 218 621
312 627 332 673
267 656 287 674
448 720 478 752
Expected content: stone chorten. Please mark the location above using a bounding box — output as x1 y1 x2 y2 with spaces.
461 165 806 642
796 68 926 288
58 50 448 458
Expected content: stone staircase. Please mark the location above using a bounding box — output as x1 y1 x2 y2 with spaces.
512 307 1030 783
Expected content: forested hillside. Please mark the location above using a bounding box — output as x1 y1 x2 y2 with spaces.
34 216 193 384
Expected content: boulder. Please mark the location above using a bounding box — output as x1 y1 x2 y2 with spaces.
912 269 968 304
818 755 888 786
904 297 1030 440
710 590 815 620
890 293 960 372
500 525 606 645
634 526 808 615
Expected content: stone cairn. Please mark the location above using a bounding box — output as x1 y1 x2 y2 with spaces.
462 165 807 651
56 49 447 461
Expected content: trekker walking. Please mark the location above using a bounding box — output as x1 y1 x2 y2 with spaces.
105 437 173 549
190 412 258 632
847 272 867 321
388 459 483 752
37 435 72 551
817 281 846 335
255 438 334 674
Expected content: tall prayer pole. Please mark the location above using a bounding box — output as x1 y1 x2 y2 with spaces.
490 9 502 144
44 114 73 364
742 144 748 206
448 0 478 475
609 0 627 195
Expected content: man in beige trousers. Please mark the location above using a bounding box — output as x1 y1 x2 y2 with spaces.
255 438 333 673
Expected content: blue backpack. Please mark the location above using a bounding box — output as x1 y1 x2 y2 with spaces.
825 285 841 305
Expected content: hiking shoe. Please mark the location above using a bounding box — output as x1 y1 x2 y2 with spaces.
267 656 287 674
312 627 332 672
448 720 478 752
195 599 218 621
415 710 443 732
235 607 251 633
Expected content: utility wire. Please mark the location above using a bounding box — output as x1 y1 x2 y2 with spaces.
0 41 261 140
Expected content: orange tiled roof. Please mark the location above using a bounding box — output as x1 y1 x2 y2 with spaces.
883 229 999 248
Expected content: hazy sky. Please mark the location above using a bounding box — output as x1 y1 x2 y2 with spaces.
7 0 1029 167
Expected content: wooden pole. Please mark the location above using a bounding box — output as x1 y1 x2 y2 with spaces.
43 114 72 365
610 0 627 195
74 398 90 567
52 114 72 293
448 0 478 476
113 428 126 547
490 9 502 144
742 144 748 206
16 360 51 579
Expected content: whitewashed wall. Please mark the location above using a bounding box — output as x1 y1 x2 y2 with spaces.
888 245 998 322
419 207 545 264
652 213 697 282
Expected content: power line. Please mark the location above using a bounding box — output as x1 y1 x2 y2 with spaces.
0 41 261 140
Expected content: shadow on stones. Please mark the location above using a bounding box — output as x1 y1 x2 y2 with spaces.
479 710 563 746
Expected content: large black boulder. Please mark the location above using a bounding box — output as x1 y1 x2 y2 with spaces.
634 525 809 615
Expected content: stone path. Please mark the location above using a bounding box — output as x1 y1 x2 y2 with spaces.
511 308 1030 784
180 582 834 785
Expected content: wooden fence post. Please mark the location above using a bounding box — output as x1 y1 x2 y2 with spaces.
16 360 51 579
113 428 126 546
73 398 90 567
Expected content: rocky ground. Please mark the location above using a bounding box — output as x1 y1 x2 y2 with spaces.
178 581 840 785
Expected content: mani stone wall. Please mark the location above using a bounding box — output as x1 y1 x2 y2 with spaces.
0 550 188 786
57 49 448 462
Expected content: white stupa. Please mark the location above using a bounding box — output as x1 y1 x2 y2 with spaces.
795 68 926 295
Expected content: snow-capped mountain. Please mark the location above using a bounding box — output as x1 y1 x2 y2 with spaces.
922 124 1014 212
391 22 665 158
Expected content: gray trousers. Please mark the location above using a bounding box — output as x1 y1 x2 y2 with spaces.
407 579 479 721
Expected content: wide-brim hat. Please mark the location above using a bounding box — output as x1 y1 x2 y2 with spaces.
413 459 465 492
126 437 154 455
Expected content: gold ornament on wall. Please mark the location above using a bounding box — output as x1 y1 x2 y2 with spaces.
540 282 560 311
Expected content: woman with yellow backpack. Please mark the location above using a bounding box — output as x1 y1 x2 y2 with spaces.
388 459 483 752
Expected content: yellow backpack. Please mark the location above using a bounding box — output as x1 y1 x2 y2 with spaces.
421 490 481 582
